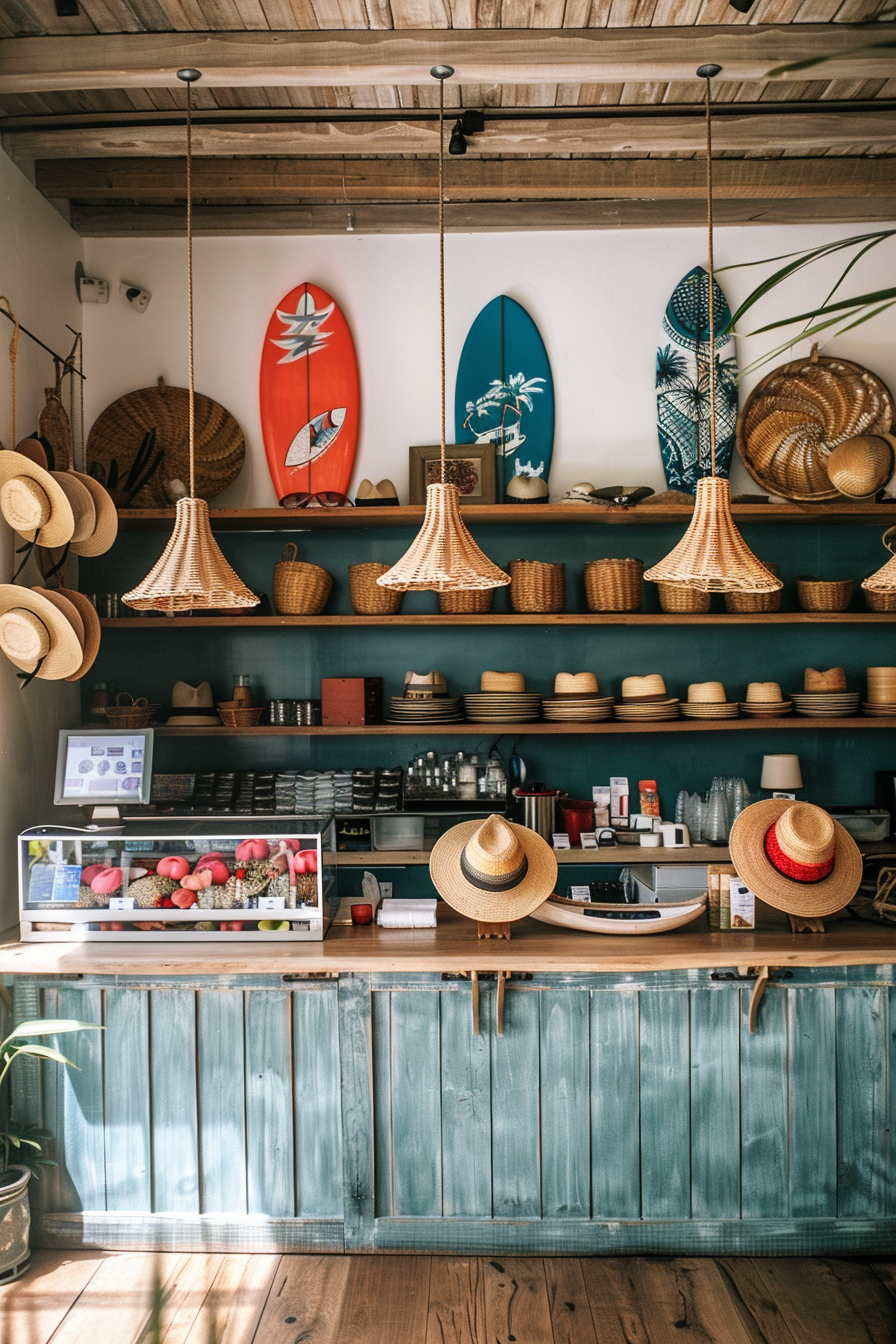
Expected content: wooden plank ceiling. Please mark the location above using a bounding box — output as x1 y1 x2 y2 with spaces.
0 0 893 233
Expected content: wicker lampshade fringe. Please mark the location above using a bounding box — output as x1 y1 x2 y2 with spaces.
863 550 896 595
644 477 782 594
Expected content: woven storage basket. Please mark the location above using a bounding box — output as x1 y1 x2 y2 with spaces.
349 563 403 615
510 560 565 613
438 588 493 614
217 701 265 728
725 562 781 613
273 543 333 615
796 576 853 612
657 582 712 614
584 558 643 612
865 587 896 612
104 694 155 730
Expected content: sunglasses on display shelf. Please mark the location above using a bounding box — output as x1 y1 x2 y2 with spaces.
280 492 354 510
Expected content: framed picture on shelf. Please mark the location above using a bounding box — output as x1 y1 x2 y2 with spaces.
408 444 497 506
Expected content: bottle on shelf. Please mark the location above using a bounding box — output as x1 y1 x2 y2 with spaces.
232 675 252 708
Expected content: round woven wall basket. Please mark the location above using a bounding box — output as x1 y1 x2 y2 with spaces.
737 354 894 502
273 544 332 615
86 378 246 508
349 563 403 615
583 558 643 612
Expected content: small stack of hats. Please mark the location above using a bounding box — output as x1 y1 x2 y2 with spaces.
0 583 100 687
463 671 542 723
613 674 679 721
542 672 614 722
388 669 463 724
864 666 896 717
739 682 792 718
792 668 860 718
681 682 739 720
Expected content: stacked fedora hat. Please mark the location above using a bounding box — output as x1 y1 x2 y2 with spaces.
0 450 75 565
14 438 118 562
614 673 679 721
729 799 862 920
739 681 792 718
0 583 98 685
681 681 739 720
542 672 614 722
429 813 558 926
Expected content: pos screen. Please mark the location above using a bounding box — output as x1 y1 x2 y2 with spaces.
54 729 154 806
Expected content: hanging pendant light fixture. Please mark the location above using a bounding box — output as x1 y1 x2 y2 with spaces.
377 67 509 594
644 66 781 596
862 526 896 594
124 69 258 613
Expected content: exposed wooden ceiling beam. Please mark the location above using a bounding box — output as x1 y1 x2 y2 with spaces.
7 111 896 160
37 156 896 204
1 26 893 95
70 198 896 236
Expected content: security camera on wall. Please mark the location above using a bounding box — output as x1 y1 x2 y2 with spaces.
120 281 151 314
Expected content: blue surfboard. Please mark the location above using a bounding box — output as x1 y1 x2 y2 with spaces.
454 295 555 500
656 265 738 491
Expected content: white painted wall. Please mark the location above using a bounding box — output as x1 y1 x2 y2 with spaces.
83 222 896 507
0 148 83 927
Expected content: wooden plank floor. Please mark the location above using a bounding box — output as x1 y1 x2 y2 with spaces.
2 1252 895 1343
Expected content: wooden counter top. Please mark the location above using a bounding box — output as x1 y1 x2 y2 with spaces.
2 906 896 976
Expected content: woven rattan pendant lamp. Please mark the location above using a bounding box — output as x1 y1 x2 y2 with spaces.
377 68 509 594
644 67 781 596
123 70 258 613
862 527 896 595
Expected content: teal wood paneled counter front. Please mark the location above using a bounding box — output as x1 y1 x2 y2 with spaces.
4 913 896 1256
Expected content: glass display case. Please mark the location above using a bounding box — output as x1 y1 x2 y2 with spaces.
18 820 338 941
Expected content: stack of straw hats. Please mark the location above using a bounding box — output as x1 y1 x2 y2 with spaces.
0 584 101 685
792 667 860 718
739 682 792 717
0 447 118 560
864 666 896 716
680 682 739 719
389 669 463 723
542 672 614 722
464 671 542 723
614 674 679 721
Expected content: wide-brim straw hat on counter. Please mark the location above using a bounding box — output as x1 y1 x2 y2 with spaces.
481 670 526 693
621 673 668 702
554 671 599 696
430 814 558 923
729 799 862 918
0 584 84 681
0 451 74 548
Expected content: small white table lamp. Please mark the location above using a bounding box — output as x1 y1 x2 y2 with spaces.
761 754 803 799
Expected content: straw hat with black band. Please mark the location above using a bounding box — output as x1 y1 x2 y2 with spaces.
0 584 83 683
429 813 558 923
0 451 75 554
729 799 862 918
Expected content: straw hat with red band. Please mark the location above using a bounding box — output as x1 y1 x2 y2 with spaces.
729 799 862 918
429 813 558 923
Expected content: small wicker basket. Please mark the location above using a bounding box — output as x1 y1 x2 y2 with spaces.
439 589 493 614
657 582 712 614
217 701 265 729
273 543 333 615
349 563 403 615
864 588 896 612
796 576 854 612
104 693 155 729
510 560 565 613
583 558 643 612
725 562 781 614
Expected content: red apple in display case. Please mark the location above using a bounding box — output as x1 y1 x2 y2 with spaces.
157 855 190 881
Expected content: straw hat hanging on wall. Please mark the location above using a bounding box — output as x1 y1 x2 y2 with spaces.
377 67 509 595
123 68 257 614
644 66 782 598
0 584 83 684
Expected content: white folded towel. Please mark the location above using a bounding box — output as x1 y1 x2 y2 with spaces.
377 898 438 929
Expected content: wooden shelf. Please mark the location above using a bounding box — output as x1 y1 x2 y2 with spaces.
100 611 896 629
337 845 729 866
151 718 896 737
115 502 896 532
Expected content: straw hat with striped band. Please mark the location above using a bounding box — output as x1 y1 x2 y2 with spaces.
0 584 83 683
0 451 74 549
40 587 101 682
729 799 862 918
429 814 558 923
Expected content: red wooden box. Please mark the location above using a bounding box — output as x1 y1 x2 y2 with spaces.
321 677 383 726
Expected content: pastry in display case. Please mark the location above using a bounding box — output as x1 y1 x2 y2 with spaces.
18 821 338 941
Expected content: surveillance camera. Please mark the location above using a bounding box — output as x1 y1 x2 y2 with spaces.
120 281 151 314
78 277 109 304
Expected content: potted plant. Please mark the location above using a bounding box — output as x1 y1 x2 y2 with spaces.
0 1017 99 1283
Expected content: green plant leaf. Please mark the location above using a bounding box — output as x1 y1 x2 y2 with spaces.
4 1019 101 1042
9 1044 78 1069
746 285 896 334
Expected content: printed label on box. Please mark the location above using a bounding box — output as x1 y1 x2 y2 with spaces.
259 895 286 912
729 878 756 930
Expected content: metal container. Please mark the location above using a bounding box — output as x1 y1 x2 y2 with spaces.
512 787 560 841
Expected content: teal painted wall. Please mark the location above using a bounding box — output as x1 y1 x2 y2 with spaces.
80 518 896 816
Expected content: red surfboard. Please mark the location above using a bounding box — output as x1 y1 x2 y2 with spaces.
260 283 360 503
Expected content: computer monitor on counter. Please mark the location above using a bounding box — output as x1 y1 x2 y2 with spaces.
54 728 154 820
